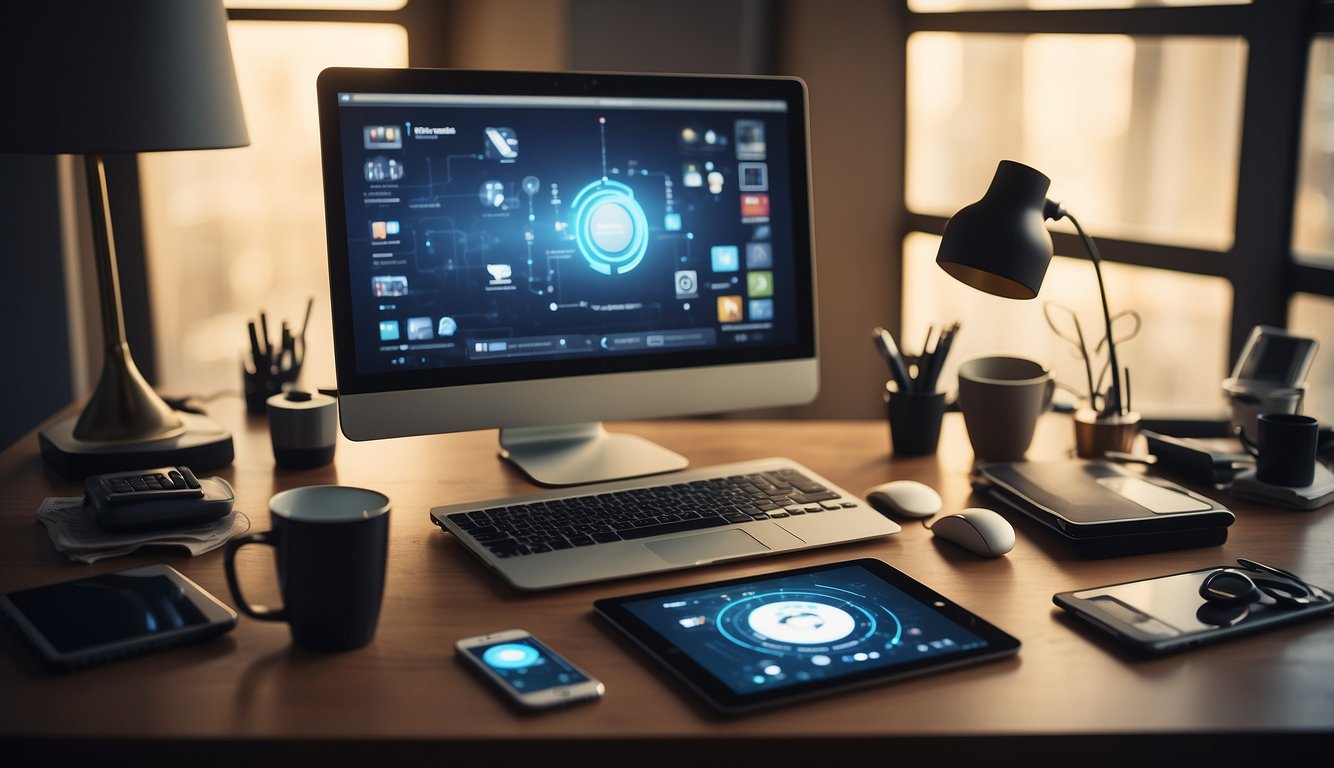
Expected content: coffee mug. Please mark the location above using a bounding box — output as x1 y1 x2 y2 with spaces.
1239 413 1319 487
224 486 390 652
957 356 1055 462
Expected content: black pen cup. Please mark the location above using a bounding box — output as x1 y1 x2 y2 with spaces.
243 362 301 415
885 384 947 456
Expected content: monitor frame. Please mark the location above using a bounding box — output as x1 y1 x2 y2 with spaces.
317 68 818 486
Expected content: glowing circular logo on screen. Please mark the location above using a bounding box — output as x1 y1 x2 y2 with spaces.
746 601 856 645
570 179 649 275
715 590 891 658
482 643 540 669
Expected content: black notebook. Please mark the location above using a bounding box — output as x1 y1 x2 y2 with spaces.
972 460 1235 558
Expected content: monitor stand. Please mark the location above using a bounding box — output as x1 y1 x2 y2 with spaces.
498 422 688 487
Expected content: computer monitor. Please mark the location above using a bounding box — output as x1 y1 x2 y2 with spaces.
317 68 818 486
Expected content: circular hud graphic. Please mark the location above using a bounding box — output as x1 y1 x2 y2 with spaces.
571 179 649 276
715 590 897 657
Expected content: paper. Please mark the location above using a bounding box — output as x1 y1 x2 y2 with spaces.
36 496 251 564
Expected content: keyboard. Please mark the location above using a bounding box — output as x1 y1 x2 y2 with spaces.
445 466 855 559
430 458 901 590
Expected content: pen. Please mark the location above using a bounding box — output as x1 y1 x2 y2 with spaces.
923 323 957 392
247 320 263 374
260 311 272 368
872 327 915 394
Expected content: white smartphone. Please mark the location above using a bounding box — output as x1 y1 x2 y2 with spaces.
455 628 605 709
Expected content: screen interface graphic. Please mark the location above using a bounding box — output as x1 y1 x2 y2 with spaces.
620 564 990 695
7 574 208 653
337 92 797 375
468 636 590 693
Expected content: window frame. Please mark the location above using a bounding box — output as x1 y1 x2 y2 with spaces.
893 0 1334 363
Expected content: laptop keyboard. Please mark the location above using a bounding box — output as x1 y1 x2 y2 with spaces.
444 467 857 559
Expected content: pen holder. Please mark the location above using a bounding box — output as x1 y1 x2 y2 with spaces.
1073 408 1141 458
243 360 302 416
884 384 947 457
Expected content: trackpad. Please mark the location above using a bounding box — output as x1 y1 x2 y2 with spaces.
645 529 769 565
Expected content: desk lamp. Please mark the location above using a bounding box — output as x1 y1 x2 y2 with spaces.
935 160 1128 421
0 0 249 478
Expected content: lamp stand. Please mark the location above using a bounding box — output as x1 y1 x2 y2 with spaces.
39 155 232 480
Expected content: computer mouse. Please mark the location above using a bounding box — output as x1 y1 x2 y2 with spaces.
928 508 1015 557
863 480 942 519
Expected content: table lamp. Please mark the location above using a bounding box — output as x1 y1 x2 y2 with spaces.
0 0 249 479
936 160 1134 446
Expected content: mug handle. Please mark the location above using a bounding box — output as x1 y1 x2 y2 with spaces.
1042 377 1056 412
223 531 287 621
1237 426 1260 459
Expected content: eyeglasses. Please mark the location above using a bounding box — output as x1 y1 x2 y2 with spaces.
1198 559 1330 610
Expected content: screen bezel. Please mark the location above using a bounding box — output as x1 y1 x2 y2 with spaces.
0 564 238 671
594 558 1021 715
317 67 818 439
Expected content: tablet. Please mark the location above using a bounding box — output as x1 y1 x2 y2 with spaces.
0 563 237 671
594 558 1020 714
1054 563 1334 656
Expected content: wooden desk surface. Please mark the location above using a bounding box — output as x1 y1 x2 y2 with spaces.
2 400 1331 764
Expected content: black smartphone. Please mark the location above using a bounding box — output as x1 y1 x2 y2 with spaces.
1054 563 1334 656
0 564 237 671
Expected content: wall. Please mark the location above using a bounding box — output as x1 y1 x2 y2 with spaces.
0 155 73 449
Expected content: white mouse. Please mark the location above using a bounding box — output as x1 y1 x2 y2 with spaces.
929 508 1015 557
863 480 942 519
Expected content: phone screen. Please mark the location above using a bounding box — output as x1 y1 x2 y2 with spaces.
5 572 211 653
466 635 591 694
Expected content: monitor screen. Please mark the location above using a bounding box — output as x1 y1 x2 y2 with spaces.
318 69 817 485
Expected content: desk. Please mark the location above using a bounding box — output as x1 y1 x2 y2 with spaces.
2 400 1331 766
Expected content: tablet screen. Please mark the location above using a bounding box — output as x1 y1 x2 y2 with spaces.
596 558 1019 713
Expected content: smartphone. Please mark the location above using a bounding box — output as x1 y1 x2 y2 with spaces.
0 563 238 671
455 629 605 709
1054 565 1334 656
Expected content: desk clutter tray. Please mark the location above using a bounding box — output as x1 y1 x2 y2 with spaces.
972 460 1235 558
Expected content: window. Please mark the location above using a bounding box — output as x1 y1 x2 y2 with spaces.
140 20 408 395
897 0 1334 423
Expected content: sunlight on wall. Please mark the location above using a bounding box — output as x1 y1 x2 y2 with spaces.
907 33 1245 250
1290 294 1334 424
1296 37 1334 267
140 22 408 396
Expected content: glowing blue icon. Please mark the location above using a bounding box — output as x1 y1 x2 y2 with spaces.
570 179 649 276
711 245 740 272
664 212 682 231
483 643 541 669
378 320 399 342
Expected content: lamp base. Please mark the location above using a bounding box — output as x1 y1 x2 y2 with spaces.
39 411 234 481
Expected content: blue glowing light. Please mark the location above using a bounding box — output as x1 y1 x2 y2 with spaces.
570 179 649 276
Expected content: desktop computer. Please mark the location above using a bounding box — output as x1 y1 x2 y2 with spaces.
318 68 819 486
317 68 900 589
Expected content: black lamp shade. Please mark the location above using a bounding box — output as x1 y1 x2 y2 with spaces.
936 160 1054 300
0 0 249 154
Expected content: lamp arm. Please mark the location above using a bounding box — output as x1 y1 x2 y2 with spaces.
1057 209 1123 417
